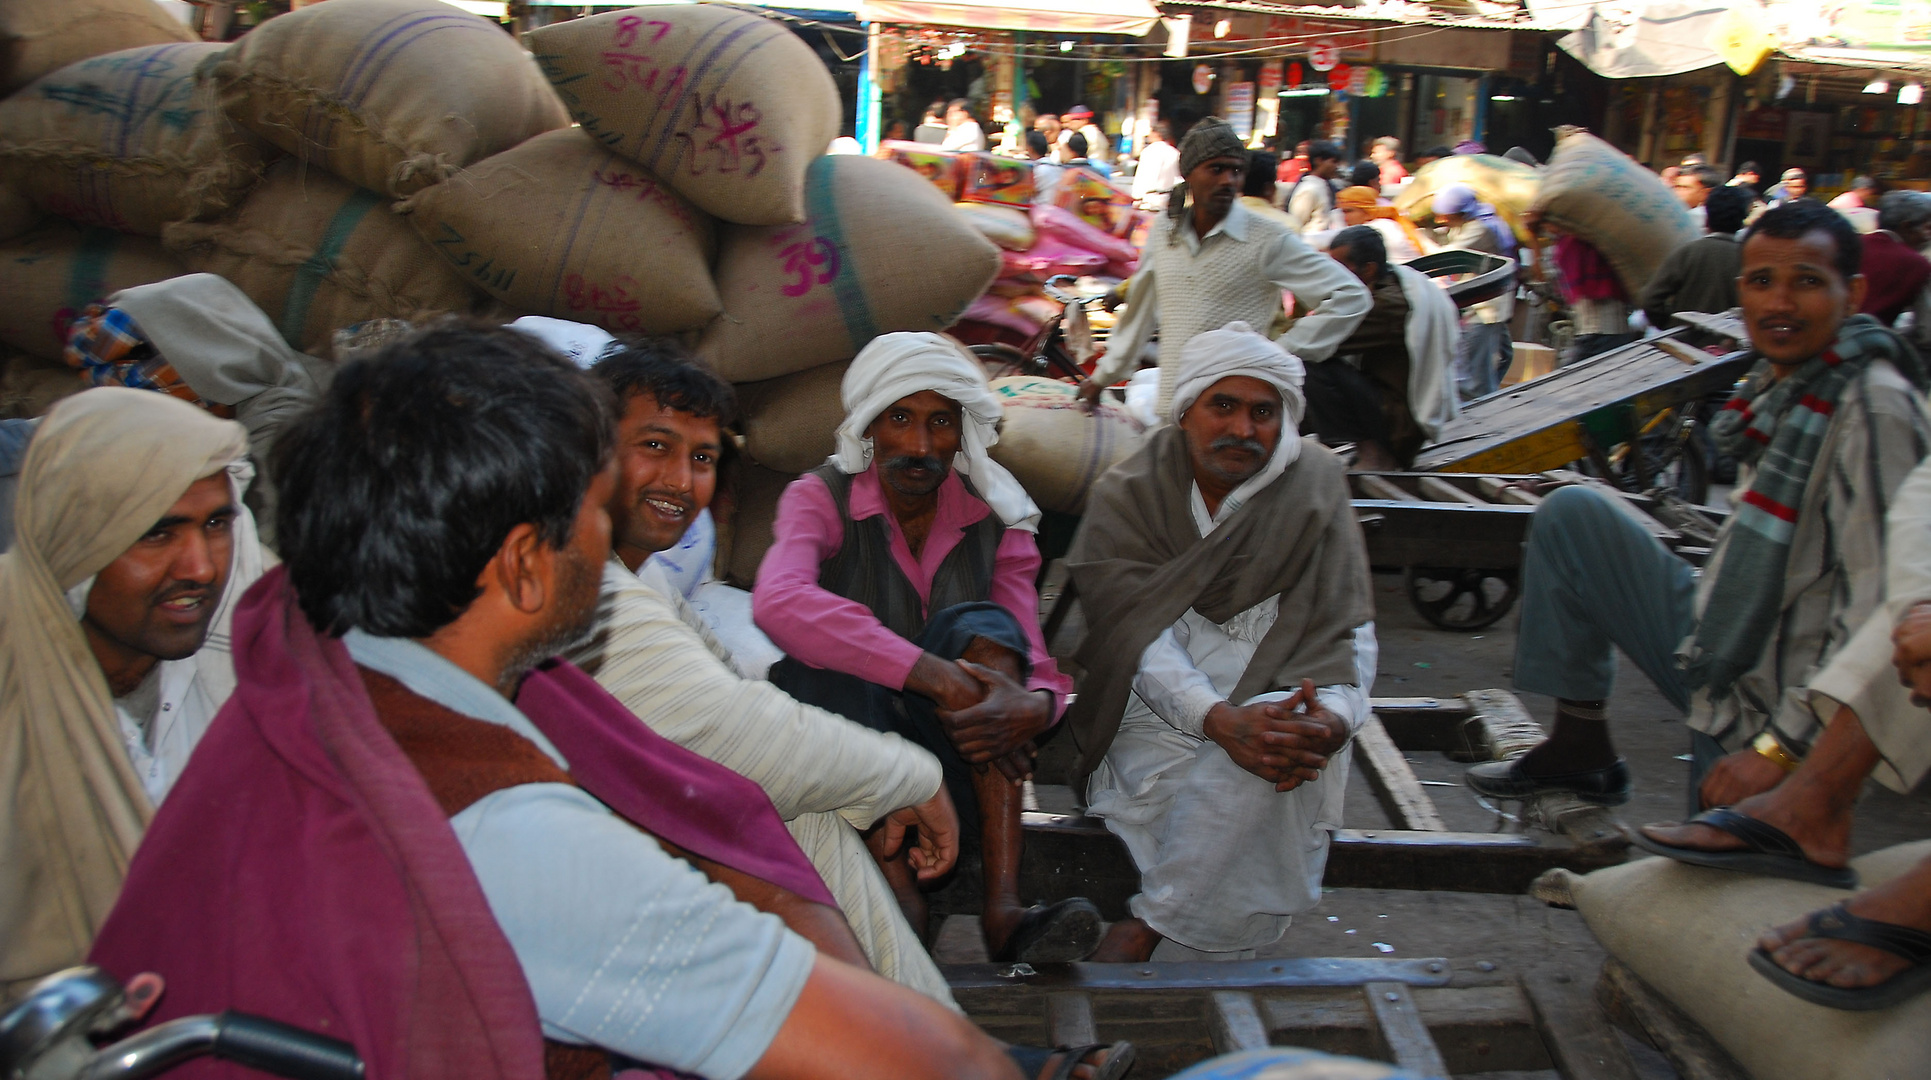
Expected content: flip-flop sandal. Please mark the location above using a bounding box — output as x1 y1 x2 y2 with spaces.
1631 806 1859 889
1007 1041 1137 1080
994 898 1103 963
1749 902 1931 1011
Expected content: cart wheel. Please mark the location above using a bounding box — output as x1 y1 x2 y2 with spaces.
1407 566 1519 631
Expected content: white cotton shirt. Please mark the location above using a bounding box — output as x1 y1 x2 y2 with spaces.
343 630 816 1080
113 658 224 807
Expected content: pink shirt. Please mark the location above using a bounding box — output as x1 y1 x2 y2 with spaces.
753 467 1072 719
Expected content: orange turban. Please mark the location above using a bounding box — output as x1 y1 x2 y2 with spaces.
1336 186 1425 256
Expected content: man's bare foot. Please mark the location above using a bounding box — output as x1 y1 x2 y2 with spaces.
1757 855 1931 991
1637 780 1853 869
1091 917 1162 963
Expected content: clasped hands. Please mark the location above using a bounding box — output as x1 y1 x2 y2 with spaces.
907 652 1052 782
1203 679 1350 792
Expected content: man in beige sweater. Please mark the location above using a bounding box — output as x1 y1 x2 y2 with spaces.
563 339 962 1007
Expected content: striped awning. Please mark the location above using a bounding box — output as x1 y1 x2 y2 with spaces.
857 0 1160 35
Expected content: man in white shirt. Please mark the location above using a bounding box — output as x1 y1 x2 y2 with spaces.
565 340 963 1006
1058 105 1110 166
941 98 987 153
1077 117 1369 418
1131 120 1181 211
1065 323 1376 964
1282 140 1343 234
1673 164 1721 232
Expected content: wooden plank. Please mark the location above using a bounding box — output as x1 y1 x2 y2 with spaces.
1478 475 1544 506
944 956 1456 994
1418 475 1490 506
1595 959 1749 1080
1207 991 1271 1055
1364 981 1451 1079
1046 992 1099 1048
1357 474 1421 501
1522 970 1643 1080
1353 717 1450 832
1262 985 1553 1075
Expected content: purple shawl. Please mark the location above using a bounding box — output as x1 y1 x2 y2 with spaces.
88 568 832 1080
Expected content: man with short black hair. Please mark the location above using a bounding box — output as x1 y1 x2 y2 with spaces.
1767 167 1810 206
567 340 964 1006
1641 185 1749 347
1674 164 1724 230
941 98 985 152
91 324 1116 1080
1467 202 1931 809
1858 190 1931 337
1131 119 1180 210
1282 140 1343 234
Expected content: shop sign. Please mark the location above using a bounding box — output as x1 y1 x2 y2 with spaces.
1347 66 1370 95
1256 60 1282 138
1225 81 1255 140
1266 17 1372 57
1309 38 1339 72
1192 63 1215 94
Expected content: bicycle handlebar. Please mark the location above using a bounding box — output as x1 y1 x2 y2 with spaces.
78 1013 363 1080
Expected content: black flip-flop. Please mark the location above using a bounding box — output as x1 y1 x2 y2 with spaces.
1750 902 1931 1011
1007 1041 1137 1080
1631 807 1859 889
994 898 1103 963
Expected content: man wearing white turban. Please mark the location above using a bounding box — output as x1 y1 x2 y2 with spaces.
0 387 265 999
1064 322 1378 963
753 332 1097 964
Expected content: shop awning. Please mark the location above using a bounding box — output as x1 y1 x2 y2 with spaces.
856 0 1161 36
1524 0 1730 78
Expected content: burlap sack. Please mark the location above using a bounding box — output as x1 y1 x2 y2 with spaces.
1394 153 1540 245
524 6 840 226
738 360 845 473
0 183 38 242
0 219 186 360
0 44 270 236
700 154 1001 382
214 0 570 198
164 161 489 358
0 0 195 97
1570 842 1931 1080
719 463 799 589
405 128 718 334
986 376 1145 514
1530 131 1699 295
956 202 1035 251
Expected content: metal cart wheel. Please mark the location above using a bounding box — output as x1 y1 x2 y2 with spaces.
1406 566 1520 631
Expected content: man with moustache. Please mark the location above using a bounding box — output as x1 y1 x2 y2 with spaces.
754 332 1098 964
91 324 1136 1080
1078 116 1368 418
564 340 962 1006
0 388 268 998
1466 201 1931 813
1064 322 1376 964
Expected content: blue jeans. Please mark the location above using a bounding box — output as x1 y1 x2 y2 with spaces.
1457 321 1512 400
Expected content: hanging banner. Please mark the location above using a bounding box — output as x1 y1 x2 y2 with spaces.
1256 59 1282 139
1225 81 1255 140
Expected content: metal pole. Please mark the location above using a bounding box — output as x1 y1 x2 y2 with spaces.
858 22 884 152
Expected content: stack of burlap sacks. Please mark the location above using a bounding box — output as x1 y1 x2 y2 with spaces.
0 0 1027 582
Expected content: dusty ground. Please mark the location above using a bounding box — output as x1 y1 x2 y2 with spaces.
932 568 1930 1078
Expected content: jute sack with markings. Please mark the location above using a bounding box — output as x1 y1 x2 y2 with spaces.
700 154 1000 382
986 376 1145 515
212 0 569 198
523 5 839 226
0 0 196 97
0 44 271 236
1569 840 1931 1080
164 161 488 358
717 463 800 589
1530 130 1699 295
405 128 718 334
0 220 185 360
737 360 846 473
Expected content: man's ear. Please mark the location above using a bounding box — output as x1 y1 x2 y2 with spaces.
1845 273 1869 316
490 522 550 616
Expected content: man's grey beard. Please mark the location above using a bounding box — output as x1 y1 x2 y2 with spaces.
497 544 603 696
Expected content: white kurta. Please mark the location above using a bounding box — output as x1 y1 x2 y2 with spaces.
1085 482 1376 956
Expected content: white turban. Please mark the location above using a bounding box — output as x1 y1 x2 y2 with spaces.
1169 321 1308 496
830 332 1041 533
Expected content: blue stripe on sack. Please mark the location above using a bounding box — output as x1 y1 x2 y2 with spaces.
804 157 876 348
643 16 762 174
633 12 738 164
280 187 381 348
313 12 474 172
544 150 616 315
68 228 118 311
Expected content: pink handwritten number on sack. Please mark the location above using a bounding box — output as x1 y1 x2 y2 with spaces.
599 16 681 95
779 238 839 297
563 274 645 331
678 96 775 179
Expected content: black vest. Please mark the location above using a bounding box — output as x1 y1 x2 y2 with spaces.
807 463 1003 639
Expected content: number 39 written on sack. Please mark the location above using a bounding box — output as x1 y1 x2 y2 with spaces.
779 238 839 297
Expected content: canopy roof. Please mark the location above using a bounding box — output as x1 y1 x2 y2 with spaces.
856 0 1161 35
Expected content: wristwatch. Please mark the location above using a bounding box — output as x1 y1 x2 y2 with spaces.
1751 730 1801 772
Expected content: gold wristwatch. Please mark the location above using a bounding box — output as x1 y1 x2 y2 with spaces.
1752 730 1801 772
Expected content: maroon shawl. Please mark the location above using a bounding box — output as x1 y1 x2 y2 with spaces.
88 567 832 1080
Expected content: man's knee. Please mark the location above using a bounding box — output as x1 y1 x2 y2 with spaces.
1531 484 1629 548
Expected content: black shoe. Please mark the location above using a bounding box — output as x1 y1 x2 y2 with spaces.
1464 756 1632 805
994 898 1103 963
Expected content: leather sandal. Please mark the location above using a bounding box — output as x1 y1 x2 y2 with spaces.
1632 807 1858 889
1006 1041 1136 1080
1750 902 1931 1011
993 898 1103 963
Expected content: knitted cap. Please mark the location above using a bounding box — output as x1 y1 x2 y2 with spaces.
1179 117 1246 177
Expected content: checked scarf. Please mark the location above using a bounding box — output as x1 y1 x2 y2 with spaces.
1690 314 1928 695
62 304 234 418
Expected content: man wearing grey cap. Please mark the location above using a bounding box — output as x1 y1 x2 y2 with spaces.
1078 117 1369 419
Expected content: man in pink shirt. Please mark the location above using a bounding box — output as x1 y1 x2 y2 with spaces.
754 331 1097 964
